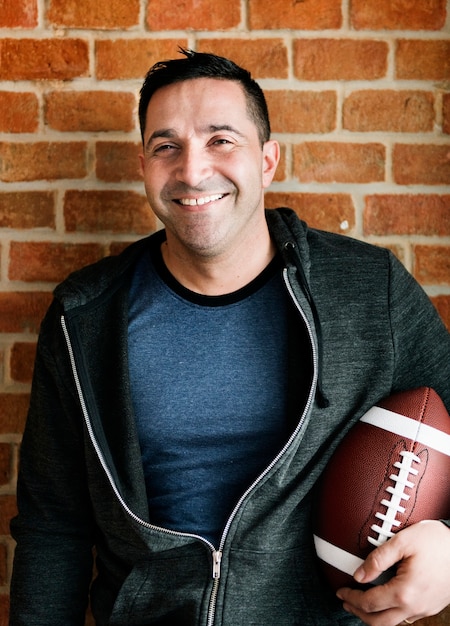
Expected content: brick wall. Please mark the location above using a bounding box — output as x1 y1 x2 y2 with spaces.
0 1 449 624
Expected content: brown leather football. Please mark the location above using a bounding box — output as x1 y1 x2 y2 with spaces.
314 387 450 591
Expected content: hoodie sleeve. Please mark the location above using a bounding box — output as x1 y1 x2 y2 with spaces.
10 300 95 626
387 250 450 412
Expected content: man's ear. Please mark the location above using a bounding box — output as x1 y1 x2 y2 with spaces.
262 140 280 189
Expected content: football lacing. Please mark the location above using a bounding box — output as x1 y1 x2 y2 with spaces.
368 450 421 547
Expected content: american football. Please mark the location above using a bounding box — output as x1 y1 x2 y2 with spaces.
313 387 450 591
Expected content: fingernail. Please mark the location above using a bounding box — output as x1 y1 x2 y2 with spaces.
353 566 365 582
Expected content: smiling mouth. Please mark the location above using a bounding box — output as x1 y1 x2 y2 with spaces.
175 194 225 207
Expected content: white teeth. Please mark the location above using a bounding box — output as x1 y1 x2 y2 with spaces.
178 194 224 206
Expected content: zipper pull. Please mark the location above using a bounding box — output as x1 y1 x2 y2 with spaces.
212 550 222 579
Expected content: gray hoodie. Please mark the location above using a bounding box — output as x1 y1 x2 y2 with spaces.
10 208 450 625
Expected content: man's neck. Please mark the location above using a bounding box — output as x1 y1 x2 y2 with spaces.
160 234 276 296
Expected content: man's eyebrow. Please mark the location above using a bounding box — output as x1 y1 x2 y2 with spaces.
208 124 244 135
145 128 177 151
207 124 249 141
145 124 245 149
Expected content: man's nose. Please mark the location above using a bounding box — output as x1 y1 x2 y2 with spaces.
175 145 212 188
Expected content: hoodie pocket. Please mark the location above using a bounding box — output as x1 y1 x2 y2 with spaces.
219 545 349 626
107 544 211 626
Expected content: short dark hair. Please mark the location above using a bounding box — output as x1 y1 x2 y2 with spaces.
138 48 271 146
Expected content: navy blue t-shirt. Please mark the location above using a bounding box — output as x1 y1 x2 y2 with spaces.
128 243 290 546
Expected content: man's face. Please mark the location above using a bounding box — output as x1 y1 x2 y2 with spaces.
139 78 279 260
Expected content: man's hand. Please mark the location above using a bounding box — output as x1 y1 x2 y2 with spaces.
336 520 450 626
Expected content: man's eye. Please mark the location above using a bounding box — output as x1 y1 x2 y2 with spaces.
211 138 234 147
155 144 177 153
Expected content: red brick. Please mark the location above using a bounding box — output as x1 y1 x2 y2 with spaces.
0 595 10 626
96 39 187 80
0 92 38 133
47 0 139 28
249 0 342 29
9 242 104 283
64 190 156 235
0 192 55 229
364 195 450 236
293 142 385 183
0 39 89 81
45 91 135 133
350 0 446 30
0 544 7 588
393 144 450 185
0 292 51 335
109 241 135 256
266 91 336 134
444 94 450 135
0 345 3 381
414 245 450 285
0 445 11 487
431 295 450 331
396 40 450 80
0 393 30 433
198 39 288 79
0 495 17 534
265 193 355 233
374 243 406 265
294 39 388 81
146 0 240 30
344 90 435 133
0 142 87 182
85 609 96 626
0 0 37 28
10 342 37 384
96 142 142 182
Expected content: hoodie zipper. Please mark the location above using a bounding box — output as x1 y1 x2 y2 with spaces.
205 267 319 626
61 265 319 626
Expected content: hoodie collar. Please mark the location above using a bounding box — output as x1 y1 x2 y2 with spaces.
267 208 329 408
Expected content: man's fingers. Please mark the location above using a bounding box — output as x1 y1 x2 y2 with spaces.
353 527 415 584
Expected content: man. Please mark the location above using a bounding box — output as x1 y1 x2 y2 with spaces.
10 49 450 626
